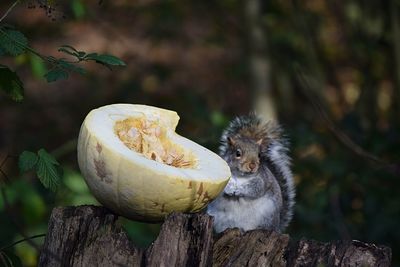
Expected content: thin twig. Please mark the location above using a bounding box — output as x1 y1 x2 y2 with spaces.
0 155 12 168
0 252 10 267
0 234 46 252
0 169 9 183
0 0 20 23
0 155 12 183
0 157 7 168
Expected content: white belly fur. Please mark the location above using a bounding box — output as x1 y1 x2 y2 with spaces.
208 194 276 233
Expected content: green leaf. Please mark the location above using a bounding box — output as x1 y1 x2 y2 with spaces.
44 68 69 82
85 53 126 66
85 52 97 58
37 149 58 164
36 149 62 192
0 28 28 56
0 64 24 101
58 47 79 57
59 45 79 53
58 60 86 74
18 151 38 173
57 45 86 60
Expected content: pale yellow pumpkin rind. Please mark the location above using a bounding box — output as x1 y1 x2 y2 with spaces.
77 104 231 222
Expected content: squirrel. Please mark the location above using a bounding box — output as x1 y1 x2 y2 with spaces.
207 114 295 233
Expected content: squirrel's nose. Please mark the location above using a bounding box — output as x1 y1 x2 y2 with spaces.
249 162 257 170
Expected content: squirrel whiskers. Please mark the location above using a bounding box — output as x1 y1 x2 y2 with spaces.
207 114 295 233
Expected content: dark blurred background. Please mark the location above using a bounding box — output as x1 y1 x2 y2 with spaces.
1 0 399 266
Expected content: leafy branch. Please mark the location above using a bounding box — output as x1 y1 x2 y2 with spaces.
0 1 126 101
0 1 125 264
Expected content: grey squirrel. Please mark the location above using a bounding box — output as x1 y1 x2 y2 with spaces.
207 114 295 233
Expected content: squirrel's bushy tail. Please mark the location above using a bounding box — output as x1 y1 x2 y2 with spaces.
264 137 295 231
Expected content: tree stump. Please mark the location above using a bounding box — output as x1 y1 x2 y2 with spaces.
38 205 391 267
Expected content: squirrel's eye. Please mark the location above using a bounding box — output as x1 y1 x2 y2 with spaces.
235 149 242 158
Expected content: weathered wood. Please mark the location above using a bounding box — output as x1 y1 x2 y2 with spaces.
38 206 143 266
39 205 392 267
145 212 214 267
285 239 391 267
213 229 290 266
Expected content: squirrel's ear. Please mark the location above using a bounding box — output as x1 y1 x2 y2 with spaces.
227 136 236 146
256 138 263 145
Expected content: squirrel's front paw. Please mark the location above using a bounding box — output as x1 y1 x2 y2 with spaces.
224 183 236 196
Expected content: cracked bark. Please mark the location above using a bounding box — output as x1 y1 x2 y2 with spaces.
38 205 391 267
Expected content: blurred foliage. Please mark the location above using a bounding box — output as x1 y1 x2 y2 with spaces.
0 0 400 266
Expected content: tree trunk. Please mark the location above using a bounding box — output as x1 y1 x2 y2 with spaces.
39 205 391 267
244 0 277 122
